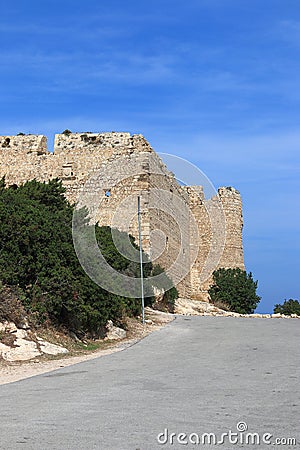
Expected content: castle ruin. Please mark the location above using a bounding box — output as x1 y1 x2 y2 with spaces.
0 132 245 301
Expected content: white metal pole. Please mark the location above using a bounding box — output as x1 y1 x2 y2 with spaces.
137 195 145 325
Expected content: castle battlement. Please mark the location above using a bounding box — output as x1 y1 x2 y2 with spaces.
0 132 153 156
0 134 48 155
54 132 153 155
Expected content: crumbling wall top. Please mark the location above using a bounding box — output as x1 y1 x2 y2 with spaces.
54 131 154 155
0 134 48 155
218 186 241 197
181 185 205 202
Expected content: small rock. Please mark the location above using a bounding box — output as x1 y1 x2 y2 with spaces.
144 319 154 325
39 340 68 356
105 320 127 340
0 321 17 333
18 319 30 330
15 329 28 339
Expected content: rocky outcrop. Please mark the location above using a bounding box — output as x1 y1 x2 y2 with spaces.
104 320 127 341
175 298 300 319
0 321 68 362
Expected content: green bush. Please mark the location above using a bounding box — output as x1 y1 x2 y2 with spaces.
208 268 261 314
0 179 162 336
274 299 300 316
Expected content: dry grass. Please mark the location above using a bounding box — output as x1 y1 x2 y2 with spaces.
0 285 27 327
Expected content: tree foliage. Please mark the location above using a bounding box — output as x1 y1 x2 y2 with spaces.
0 179 177 336
151 264 178 312
274 299 300 316
208 268 261 314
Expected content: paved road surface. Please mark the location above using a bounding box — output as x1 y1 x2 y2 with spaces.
0 316 299 449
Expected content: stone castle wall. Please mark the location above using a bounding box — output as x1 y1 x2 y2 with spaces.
184 185 245 300
0 132 245 301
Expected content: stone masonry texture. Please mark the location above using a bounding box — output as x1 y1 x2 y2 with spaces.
0 132 245 300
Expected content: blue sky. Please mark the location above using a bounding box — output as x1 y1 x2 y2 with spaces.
1 0 299 312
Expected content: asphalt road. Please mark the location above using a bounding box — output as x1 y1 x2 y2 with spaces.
0 316 299 450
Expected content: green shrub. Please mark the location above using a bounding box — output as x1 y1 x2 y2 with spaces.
274 299 300 316
208 268 261 314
